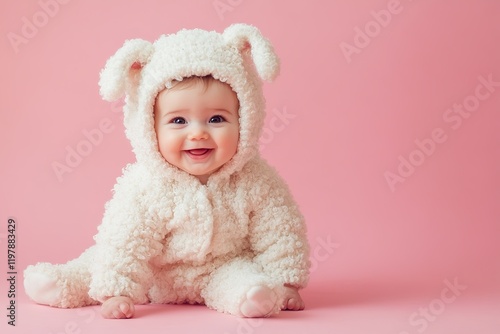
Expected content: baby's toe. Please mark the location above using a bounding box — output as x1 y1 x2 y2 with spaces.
119 302 134 318
112 310 122 319
283 298 305 311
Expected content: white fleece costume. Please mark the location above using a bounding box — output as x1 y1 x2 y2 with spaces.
24 24 310 317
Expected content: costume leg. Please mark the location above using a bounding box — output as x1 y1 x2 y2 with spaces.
148 263 207 305
24 246 99 308
201 257 284 317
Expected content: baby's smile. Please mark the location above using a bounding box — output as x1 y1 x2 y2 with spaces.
184 148 213 160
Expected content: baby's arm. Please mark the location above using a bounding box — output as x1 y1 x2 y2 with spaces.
247 160 310 309
88 168 169 312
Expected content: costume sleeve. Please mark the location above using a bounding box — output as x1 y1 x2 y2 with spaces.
248 160 310 289
88 167 169 303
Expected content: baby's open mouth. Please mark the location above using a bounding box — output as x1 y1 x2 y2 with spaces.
187 149 211 156
188 148 210 155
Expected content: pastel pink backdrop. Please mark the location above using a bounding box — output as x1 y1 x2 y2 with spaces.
1 0 499 333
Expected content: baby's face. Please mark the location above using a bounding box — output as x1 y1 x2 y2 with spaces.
154 80 239 184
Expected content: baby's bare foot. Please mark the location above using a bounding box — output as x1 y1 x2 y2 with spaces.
281 285 305 311
239 286 278 318
101 296 135 319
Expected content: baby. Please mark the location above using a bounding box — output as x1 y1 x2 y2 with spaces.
24 24 310 319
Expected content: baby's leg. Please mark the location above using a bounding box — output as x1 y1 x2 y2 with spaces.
201 258 283 317
24 247 98 308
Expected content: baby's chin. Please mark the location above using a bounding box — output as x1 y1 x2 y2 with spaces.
186 167 225 184
190 171 217 184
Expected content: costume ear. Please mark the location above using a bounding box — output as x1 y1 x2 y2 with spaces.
99 39 154 101
223 24 280 82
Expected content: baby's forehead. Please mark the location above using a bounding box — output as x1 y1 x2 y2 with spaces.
154 83 239 113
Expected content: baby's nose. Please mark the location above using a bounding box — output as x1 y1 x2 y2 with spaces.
187 123 209 140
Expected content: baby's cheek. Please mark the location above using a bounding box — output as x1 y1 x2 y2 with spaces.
156 136 173 159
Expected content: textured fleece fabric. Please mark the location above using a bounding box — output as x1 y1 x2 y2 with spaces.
24 24 310 316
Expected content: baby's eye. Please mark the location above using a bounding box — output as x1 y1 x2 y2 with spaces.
170 117 186 124
209 115 226 123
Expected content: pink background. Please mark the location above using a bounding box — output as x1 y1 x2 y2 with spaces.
1 0 499 333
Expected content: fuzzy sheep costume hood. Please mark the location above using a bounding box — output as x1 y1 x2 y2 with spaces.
24 24 310 317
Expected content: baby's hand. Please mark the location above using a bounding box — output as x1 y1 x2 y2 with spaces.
101 296 135 319
281 285 305 311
